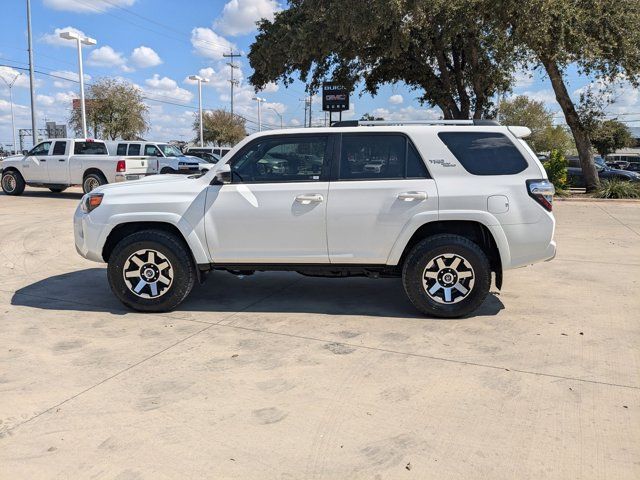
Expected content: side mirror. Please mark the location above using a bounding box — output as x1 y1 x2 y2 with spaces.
211 163 231 185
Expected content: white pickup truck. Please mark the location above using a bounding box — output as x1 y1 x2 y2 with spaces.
0 138 157 195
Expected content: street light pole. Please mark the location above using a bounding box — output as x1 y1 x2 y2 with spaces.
26 0 37 145
252 97 265 132
268 107 283 129
189 75 209 147
1 72 21 154
59 31 97 138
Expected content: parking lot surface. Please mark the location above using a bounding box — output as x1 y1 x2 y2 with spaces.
1 187 639 479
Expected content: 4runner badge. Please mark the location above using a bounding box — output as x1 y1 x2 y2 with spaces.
429 159 456 167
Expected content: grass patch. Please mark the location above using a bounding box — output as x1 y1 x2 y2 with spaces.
593 179 640 199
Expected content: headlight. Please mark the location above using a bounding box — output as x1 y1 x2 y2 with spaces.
81 193 104 213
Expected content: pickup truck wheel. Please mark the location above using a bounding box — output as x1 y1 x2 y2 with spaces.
107 230 196 312
402 234 491 318
83 173 106 193
49 187 67 193
1 170 25 196
160 167 176 174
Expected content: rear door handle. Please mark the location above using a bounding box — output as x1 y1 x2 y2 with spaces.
40 159 47 162
295 194 324 204
58 159 66 162
397 191 427 201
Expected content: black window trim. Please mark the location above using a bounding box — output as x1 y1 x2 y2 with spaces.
226 133 334 185
333 132 432 181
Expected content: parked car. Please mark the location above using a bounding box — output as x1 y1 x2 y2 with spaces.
107 141 203 174
187 151 220 164
74 120 557 318
1 138 157 195
185 146 232 159
606 153 640 172
566 156 640 187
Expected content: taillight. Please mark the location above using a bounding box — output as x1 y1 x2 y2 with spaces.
527 179 555 211
116 160 126 173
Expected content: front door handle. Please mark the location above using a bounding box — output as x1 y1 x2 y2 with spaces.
397 191 427 201
58 159 66 162
40 158 47 162
295 194 324 205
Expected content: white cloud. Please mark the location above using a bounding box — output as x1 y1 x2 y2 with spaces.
262 82 279 93
215 0 279 36
50 70 91 89
191 27 236 60
43 0 135 13
0 66 31 88
388 94 403 105
87 46 127 69
130 46 162 68
371 106 441 121
145 74 193 103
514 89 558 106
42 27 89 47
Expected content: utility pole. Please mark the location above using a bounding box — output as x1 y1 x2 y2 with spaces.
308 95 312 127
189 75 210 147
1 72 21 154
26 0 37 145
223 50 241 116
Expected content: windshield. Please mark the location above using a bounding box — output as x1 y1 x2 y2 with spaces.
594 156 607 170
158 144 183 157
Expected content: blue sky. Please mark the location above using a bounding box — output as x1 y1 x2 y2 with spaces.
1 0 639 149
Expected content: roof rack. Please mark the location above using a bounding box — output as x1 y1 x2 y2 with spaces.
331 119 501 127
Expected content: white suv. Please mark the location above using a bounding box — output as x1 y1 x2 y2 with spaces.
74 120 556 318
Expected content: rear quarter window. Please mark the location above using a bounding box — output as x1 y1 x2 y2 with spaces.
116 144 128 155
438 132 528 175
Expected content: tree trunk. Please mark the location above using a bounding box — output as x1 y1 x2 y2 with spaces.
541 57 600 191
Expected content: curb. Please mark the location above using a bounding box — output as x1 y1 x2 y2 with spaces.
556 197 640 203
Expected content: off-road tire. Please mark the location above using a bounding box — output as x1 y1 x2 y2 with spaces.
402 234 491 318
1 170 26 196
107 229 197 312
83 172 107 193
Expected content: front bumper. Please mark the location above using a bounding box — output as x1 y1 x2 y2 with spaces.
74 204 106 263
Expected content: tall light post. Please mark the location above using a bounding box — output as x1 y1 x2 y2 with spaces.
189 75 209 147
252 97 266 132
26 0 38 145
1 72 21 154
59 31 96 138
268 107 283 129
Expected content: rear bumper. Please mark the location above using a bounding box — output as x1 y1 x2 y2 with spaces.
501 212 556 269
115 173 156 183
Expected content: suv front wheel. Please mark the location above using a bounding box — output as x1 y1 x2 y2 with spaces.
402 235 491 318
107 229 197 312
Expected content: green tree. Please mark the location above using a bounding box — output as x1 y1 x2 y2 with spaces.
499 95 573 152
360 113 385 121
249 0 517 119
590 120 633 157
69 78 148 140
503 0 640 191
194 110 246 146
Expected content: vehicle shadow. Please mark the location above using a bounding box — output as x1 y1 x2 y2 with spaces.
11 268 505 319
0 189 84 200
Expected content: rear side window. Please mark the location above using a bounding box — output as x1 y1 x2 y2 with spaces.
74 141 108 155
116 143 128 155
438 132 528 175
128 144 141 156
52 141 66 155
339 134 430 180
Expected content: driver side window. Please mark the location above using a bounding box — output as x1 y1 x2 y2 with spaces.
144 145 161 157
30 142 52 156
229 136 328 183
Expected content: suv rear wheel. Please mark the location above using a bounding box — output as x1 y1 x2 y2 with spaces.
402 234 491 318
107 229 197 312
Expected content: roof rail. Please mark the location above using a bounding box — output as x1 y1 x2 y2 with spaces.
331 119 501 127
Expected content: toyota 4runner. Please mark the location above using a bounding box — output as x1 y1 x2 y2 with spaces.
74 120 556 318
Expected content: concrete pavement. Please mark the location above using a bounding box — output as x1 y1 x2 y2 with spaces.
0 187 639 479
